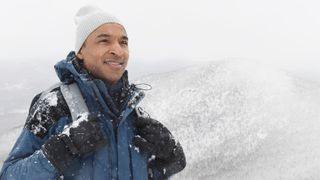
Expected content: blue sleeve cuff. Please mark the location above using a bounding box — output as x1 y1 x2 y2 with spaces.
37 150 57 173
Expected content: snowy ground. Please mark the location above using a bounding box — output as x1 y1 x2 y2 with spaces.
1 59 320 179
135 60 320 179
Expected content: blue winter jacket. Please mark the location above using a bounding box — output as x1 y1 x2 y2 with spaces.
0 52 155 180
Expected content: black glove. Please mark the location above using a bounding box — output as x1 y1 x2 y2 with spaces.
41 114 107 173
134 117 186 179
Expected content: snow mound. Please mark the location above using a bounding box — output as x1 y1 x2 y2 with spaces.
135 60 320 179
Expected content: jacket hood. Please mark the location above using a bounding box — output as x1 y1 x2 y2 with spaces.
54 51 88 84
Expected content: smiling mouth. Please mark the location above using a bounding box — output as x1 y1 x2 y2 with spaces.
103 60 124 69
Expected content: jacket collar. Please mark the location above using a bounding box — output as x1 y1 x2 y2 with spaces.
54 51 139 121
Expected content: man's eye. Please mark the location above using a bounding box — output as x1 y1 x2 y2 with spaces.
121 41 128 45
99 39 110 43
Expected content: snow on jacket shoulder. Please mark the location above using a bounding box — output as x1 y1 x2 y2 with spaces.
25 86 72 139
0 87 72 180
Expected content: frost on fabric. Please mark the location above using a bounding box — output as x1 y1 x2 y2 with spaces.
25 90 70 138
61 113 89 136
163 168 167 175
134 146 140 153
30 91 59 116
46 92 58 107
148 155 156 162
129 144 140 153
28 92 58 135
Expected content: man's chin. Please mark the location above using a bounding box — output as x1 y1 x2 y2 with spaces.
102 75 123 85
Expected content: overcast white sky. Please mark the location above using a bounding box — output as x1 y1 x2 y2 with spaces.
0 0 319 79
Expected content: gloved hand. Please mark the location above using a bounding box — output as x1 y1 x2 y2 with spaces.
134 117 186 179
41 114 107 173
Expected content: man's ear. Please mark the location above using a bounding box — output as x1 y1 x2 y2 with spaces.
76 42 85 60
76 49 84 60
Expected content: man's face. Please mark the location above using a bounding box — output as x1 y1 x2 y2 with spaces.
77 23 129 84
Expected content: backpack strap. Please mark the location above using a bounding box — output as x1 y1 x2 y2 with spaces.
60 83 89 121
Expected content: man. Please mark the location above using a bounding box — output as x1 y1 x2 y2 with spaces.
0 5 186 180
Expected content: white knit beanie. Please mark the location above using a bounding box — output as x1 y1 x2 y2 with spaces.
74 5 122 53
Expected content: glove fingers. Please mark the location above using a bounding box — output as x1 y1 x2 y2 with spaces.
69 126 94 143
135 117 160 128
42 135 75 173
83 136 107 151
160 142 187 177
134 136 155 154
137 125 158 135
138 126 171 141
143 134 160 146
148 141 186 179
66 114 107 155
139 133 171 145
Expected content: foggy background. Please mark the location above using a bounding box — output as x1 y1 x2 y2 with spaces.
0 0 320 79
1 0 319 121
1 0 320 179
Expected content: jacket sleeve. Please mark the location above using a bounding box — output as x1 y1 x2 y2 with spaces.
0 128 58 180
0 89 71 180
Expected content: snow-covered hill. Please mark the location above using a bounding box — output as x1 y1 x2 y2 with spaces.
134 60 320 179
1 60 320 179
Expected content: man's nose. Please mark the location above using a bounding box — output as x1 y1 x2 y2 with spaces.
109 42 124 57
